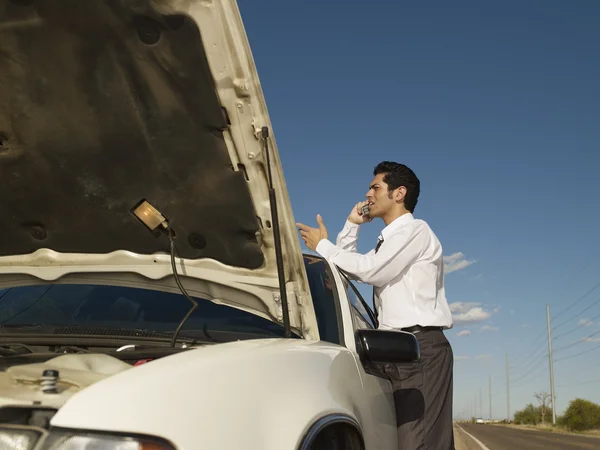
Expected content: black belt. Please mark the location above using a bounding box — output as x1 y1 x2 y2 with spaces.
400 325 443 334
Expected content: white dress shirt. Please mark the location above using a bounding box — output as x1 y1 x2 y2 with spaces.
316 213 453 330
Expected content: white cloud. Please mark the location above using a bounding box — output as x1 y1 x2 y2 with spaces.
457 330 471 337
521 323 528 329
455 356 469 361
579 319 593 327
581 337 600 343
476 354 492 360
481 325 500 332
450 302 493 325
510 309 515 315
444 252 476 274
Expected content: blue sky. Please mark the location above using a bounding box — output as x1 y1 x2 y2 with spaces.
238 0 600 419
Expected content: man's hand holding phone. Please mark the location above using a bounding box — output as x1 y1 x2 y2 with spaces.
348 201 372 225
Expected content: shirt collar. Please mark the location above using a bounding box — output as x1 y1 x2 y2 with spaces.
379 213 414 241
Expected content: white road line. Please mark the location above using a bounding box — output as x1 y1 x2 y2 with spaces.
455 423 492 450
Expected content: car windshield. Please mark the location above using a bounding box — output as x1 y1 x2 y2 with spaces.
0 284 292 342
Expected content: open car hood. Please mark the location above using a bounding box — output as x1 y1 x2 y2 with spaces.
0 0 319 339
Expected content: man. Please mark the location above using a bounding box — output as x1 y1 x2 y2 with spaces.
297 161 454 450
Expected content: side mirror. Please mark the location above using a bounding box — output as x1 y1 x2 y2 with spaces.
356 329 420 364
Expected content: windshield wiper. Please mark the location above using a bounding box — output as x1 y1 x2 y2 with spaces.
0 324 44 330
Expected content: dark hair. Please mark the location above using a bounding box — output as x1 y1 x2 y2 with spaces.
373 161 420 212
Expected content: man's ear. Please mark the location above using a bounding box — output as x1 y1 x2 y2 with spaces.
395 186 407 203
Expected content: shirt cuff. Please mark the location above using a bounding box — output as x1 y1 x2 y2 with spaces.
316 239 338 260
342 220 360 233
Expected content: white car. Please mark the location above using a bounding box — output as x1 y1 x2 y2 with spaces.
0 1 420 449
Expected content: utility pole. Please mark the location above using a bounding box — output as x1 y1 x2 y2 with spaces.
480 387 483 418
489 376 492 421
547 304 557 425
506 353 510 421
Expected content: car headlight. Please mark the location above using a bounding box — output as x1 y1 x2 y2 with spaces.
42 430 174 450
0 427 174 450
0 427 43 450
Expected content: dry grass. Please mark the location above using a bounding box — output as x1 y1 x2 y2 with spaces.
497 423 600 438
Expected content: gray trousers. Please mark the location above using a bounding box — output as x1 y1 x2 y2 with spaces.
383 329 455 450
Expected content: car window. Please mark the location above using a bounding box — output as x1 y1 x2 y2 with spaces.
0 284 295 341
340 274 376 330
303 255 342 345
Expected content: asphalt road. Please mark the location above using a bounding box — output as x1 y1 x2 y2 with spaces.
455 423 600 450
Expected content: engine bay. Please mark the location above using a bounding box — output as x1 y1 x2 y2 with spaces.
0 343 191 429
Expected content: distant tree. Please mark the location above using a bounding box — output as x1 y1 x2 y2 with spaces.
559 398 600 431
534 392 551 425
514 403 539 425
513 401 554 426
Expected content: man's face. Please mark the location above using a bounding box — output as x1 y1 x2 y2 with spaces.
365 173 395 218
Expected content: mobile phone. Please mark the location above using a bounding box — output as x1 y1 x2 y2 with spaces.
360 204 370 216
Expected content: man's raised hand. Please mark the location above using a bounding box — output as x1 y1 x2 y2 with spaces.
296 214 328 251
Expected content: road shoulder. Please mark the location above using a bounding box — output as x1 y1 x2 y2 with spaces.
454 423 487 450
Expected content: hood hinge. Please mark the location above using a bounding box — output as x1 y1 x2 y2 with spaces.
272 292 283 322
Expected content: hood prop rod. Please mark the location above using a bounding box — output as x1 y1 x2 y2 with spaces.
262 126 292 338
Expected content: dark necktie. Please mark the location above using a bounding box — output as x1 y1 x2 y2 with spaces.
372 238 383 323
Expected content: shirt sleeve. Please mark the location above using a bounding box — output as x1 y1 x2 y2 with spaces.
335 220 360 252
315 222 428 287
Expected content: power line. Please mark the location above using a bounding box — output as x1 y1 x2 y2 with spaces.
552 294 600 333
555 342 600 363
555 359 600 387
554 253 596 298
557 377 600 388
551 282 600 328
512 355 548 388
511 350 547 380
553 304 600 341
511 365 548 389
553 329 600 354
562 357 600 374
509 300 574 371
510 329 547 368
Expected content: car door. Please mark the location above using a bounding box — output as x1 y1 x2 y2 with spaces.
302 255 397 448
328 265 399 449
